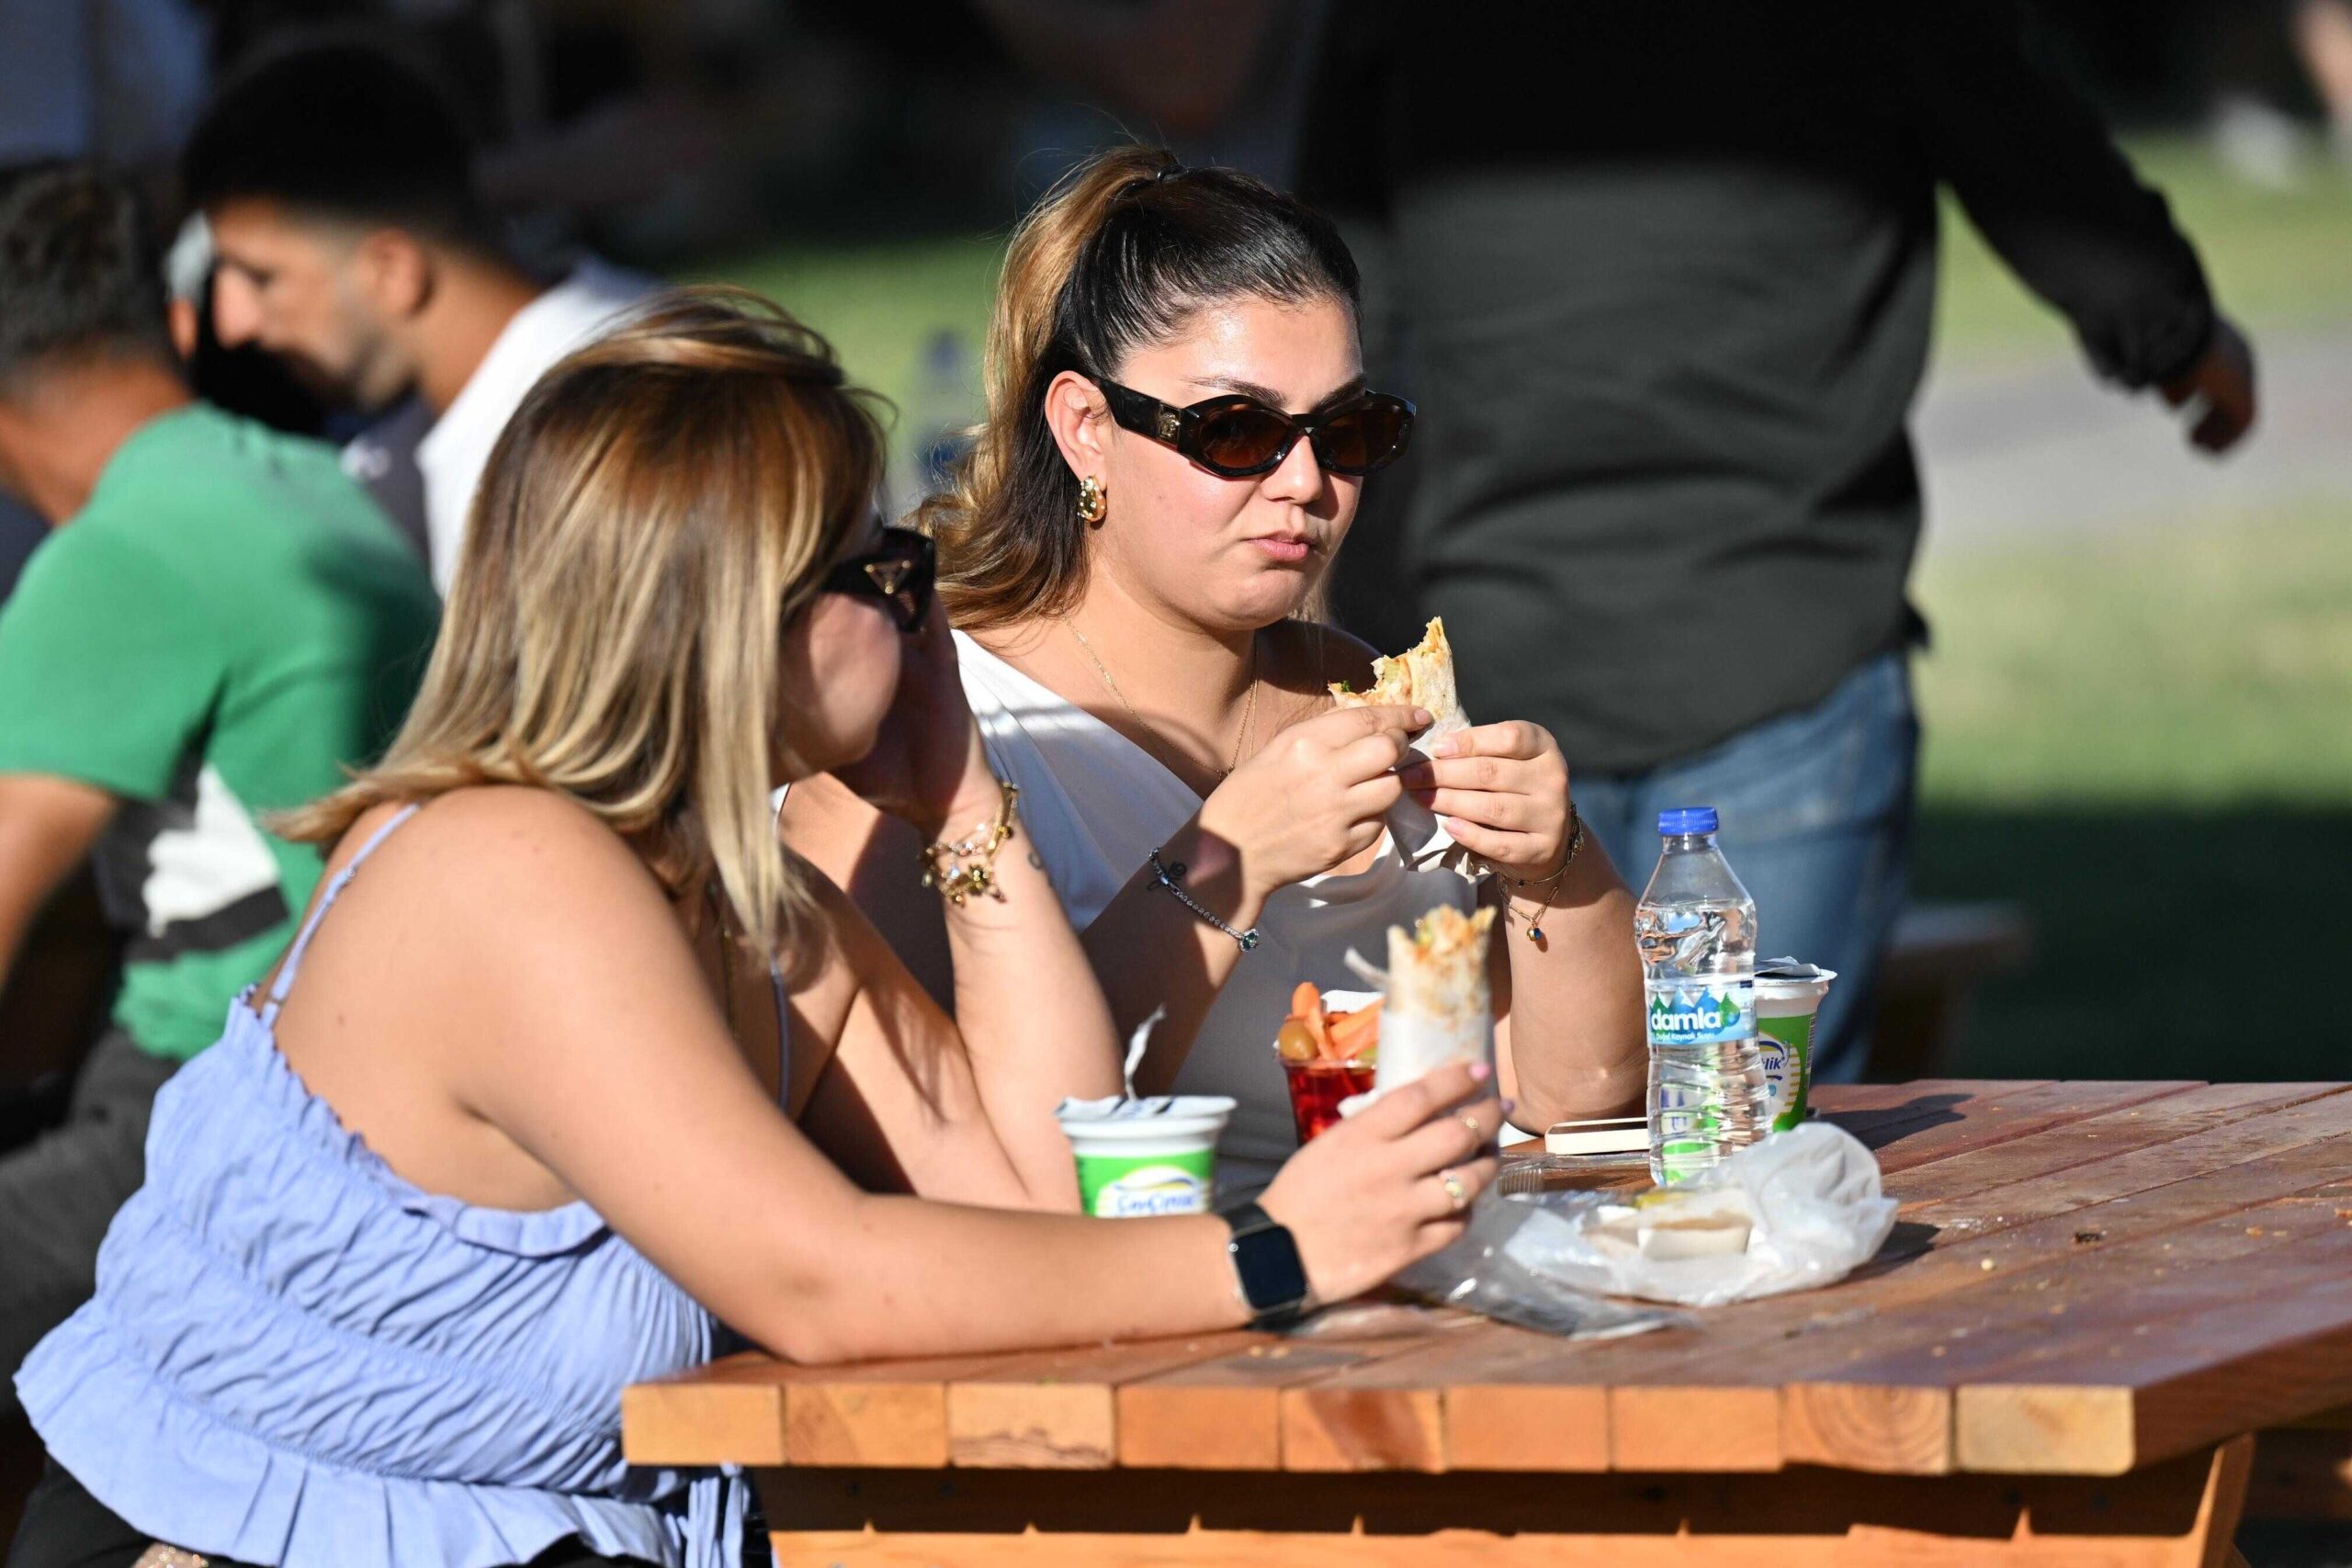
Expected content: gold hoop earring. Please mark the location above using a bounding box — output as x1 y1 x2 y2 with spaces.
1076 475 1107 524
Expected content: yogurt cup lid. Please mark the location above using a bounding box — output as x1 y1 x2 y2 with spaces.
1055 1094 1237 1143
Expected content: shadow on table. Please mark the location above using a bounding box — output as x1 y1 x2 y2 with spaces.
1860 1219 1943 1278
1825 1092 1969 1150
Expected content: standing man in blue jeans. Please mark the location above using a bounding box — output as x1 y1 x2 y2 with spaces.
1299 3 2257 1080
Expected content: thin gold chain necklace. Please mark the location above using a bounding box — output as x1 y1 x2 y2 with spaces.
1064 616 1259 779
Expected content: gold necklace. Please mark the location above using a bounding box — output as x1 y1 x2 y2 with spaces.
1065 616 1259 778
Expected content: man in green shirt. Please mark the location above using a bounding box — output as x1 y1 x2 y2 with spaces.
0 164 440 1404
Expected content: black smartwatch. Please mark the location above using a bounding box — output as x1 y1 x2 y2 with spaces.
1222 1201 1312 1328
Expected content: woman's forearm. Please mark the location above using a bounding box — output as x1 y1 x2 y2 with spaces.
1491 839 1647 1129
751 1195 1247 1365
933 777 1126 1201
1077 814 1262 1095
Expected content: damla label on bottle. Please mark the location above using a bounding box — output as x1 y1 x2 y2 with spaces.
1645 979 1757 1047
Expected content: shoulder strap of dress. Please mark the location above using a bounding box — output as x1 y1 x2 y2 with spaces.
265 803 422 1010
769 964 791 1106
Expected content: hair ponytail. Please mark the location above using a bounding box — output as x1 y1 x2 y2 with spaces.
921 145 1360 632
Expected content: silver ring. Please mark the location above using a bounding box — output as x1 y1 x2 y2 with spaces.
1460 1112 1485 1141
1439 1168 1469 1212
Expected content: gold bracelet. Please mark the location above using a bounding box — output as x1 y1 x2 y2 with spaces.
1507 804 1584 944
918 780 1021 907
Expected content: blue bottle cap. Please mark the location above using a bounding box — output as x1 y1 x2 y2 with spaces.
1657 807 1719 836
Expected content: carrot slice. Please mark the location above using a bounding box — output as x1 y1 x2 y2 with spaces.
1327 1000 1383 1061
1290 982 1322 1021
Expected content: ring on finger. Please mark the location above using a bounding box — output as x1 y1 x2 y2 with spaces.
1438 1168 1469 1212
1460 1111 1485 1141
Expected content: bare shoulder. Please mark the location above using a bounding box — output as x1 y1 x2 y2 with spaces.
329 786 677 967
1265 618 1379 702
367 785 649 886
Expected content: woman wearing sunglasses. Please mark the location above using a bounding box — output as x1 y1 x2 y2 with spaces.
7 292 1501 1568
787 149 1645 1198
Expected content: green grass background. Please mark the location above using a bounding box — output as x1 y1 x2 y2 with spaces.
695 137 2352 1082
1915 139 2352 1079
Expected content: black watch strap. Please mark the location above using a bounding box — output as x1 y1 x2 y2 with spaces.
1223 1201 1312 1328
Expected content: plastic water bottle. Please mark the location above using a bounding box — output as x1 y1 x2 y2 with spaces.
1635 807 1770 1184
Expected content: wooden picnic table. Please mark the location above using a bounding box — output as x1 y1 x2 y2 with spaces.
624 1079 2352 1565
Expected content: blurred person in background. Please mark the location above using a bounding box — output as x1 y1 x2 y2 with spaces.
0 164 439 1409
1300 2 2257 1084
973 0 1325 187
2296 0 2352 165
0 0 211 601
182 34 650 593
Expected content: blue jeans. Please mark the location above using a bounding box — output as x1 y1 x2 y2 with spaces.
1572 653 1919 1084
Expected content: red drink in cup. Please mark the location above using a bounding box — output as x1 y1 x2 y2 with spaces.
1275 983 1381 1145
1282 1057 1377 1143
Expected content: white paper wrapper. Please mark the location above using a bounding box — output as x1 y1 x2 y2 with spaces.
1331 617 1481 882
1341 906 1496 1112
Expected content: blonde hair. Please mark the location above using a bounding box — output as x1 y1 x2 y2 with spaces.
281 288 886 963
921 145 1360 632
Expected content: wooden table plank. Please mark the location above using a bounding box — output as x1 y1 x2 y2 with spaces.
1777 1180 2352 1473
621 1350 795 1467
1882 1083 2346 1208
1921 1088 2352 1233
1116 1327 1480 1471
1855 1081 2203 1176
946 1332 1272 1468
1818 1078 2053 1138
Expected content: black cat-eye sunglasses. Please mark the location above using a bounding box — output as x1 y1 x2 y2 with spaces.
1091 378 1416 479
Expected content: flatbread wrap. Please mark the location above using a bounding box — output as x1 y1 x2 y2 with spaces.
1330 615 1470 759
1372 903 1497 1096
1330 616 1479 878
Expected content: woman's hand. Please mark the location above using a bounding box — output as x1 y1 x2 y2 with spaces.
1396 720 1574 880
831 599 995 840
1257 1060 1503 1306
1197 703 1428 903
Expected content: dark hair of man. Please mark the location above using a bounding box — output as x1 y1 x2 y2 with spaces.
182 34 492 253
0 163 169 390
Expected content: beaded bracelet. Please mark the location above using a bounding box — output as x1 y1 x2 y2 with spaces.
918 781 1020 907
1148 848 1261 952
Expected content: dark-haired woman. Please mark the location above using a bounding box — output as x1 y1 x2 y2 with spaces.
787 150 1645 1196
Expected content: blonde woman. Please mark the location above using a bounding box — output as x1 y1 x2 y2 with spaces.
788 151 1646 1195
8 292 1499 1568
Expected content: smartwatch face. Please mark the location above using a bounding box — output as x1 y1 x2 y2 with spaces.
1232 1221 1309 1316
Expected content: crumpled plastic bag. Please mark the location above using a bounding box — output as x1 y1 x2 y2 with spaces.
1385 1192 1681 1340
1494 1122 1900 1308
